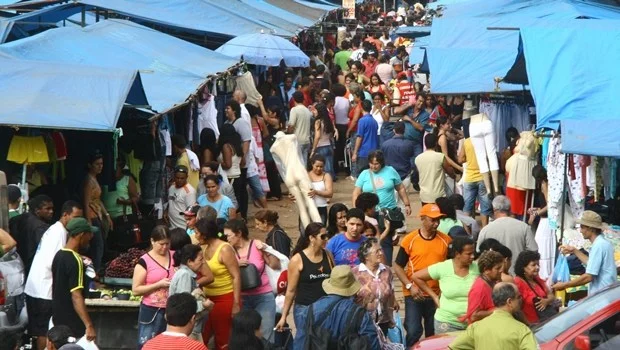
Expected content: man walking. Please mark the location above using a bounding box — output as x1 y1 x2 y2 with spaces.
476 196 537 274
167 166 197 230
352 100 378 174
287 91 313 167
415 134 454 205
382 121 415 202
458 136 493 227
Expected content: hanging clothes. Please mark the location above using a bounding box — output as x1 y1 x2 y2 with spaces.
236 71 262 106
7 135 50 164
479 100 530 153
251 124 270 193
198 94 220 139
507 131 538 190
547 137 565 229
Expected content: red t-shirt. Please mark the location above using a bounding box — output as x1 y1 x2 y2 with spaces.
514 276 549 324
461 277 494 324
143 332 208 350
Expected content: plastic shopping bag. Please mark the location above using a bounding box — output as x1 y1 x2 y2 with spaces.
263 244 289 295
552 254 571 283
387 311 406 345
77 336 99 350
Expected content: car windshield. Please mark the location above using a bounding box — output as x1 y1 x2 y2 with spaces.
534 283 620 343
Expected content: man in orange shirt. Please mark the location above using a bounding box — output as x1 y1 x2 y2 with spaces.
393 204 452 347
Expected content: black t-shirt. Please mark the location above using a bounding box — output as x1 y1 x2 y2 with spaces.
52 249 86 337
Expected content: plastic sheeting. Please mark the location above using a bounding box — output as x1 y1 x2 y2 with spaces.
239 0 315 27
409 36 429 65
0 3 83 43
264 0 327 22
0 19 238 113
78 0 295 38
0 56 146 131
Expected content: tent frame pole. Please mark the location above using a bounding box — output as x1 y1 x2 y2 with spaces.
559 153 569 244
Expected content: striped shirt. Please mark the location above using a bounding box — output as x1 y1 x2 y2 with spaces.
143 332 207 350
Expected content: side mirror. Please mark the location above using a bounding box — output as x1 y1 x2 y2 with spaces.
574 334 591 350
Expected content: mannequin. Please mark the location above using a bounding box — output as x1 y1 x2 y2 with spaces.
468 112 500 194
270 132 322 228
507 131 538 190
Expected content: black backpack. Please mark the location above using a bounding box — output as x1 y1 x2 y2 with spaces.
304 300 371 350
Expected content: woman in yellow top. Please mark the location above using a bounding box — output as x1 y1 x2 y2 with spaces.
193 217 241 349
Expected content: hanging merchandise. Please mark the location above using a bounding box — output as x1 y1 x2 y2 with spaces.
197 90 220 140
479 100 530 153
7 135 50 164
236 71 262 106
507 131 539 190
468 112 500 194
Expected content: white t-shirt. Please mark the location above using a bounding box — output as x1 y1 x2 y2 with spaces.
247 137 260 177
351 49 365 62
25 221 68 300
168 184 196 230
240 103 252 125
334 96 351 125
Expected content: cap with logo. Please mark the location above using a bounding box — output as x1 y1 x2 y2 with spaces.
418 204 445 219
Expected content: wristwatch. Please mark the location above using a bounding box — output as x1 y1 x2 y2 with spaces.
405 283 413 290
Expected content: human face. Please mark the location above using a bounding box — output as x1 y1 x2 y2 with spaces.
523 260 540 280
186 253 204 273
421 216 440 234
185 215 197 228
79 231 94 251
336 210 347 231
254 219 268 232
311 160 324 175
371 76 380 86
174 171 188 188
89 158 104 175
224 228 242 248
455 244 475 266
205 179 219 198
225 106 235 121
368 158 382 173
351 65 359 74
364 228 376 238
151 238 170 255
284 77 293 90
425 96 433 108
310 228 329 248
373 95 383 106
37 201 54 222
345 77 352 86
61 207 83 226
345 217 364 239
365 243 384 266
580 225 595 240
201 166 214 177
485 263 504 282
415 95 425 110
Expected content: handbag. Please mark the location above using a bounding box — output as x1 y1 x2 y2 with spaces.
526 279 560 322
369 171 405 230
237 240 262 291
387 311 406 346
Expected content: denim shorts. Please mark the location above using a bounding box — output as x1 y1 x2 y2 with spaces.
463 180 493 216
247 174 265 201
137 303 166 349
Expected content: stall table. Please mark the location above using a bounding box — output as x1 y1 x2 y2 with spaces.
85 299 140 349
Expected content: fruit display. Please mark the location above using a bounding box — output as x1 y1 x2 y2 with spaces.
105 248 145 278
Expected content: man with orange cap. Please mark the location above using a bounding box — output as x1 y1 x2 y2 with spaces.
393 204 452 347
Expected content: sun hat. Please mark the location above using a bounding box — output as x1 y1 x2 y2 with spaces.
322 265 361 297
419 204 445 219
66 218 96 237
577 210 604 230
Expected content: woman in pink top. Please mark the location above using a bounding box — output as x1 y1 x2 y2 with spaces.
224 219 281 341
132 226 176 349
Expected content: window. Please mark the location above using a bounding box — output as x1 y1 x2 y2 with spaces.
565 311 620 349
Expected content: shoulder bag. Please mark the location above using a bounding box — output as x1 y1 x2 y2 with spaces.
526 279 560 322
369 171 405 230
237 240 263 291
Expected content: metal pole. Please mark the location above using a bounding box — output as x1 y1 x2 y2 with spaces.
559 153 569 243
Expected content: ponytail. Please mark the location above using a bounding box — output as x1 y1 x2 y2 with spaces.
173 244 202 267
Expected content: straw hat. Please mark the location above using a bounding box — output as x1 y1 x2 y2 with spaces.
322 266 361 297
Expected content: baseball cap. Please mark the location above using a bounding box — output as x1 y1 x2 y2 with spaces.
419 204 445 219
66 218 96 237
577 210 604 230
8 184 21 203
181 204 200 217
368 50 378 57
174 165 188 174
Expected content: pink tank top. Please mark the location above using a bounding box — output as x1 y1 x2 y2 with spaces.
238 241 272 296
141 251 176 308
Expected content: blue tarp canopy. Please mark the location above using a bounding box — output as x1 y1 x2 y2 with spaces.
427 0 620 94
0 3 83 43
516 24 620 156
0 56 147 131
0 19 238 113
78 0 298 38
409 36 429 65
264 0 329 22
295 0 338 11
239 0 314 27
395 26 431 39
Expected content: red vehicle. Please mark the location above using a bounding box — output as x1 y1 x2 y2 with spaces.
413 282 620 350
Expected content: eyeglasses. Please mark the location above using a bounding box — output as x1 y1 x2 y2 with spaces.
369 248 384 256
318 234 328 241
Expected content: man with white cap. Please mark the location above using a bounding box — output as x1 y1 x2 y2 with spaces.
303 265 380 349
552 211 617 296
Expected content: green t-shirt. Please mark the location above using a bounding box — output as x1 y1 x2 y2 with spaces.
428 259 479 327
334 50 352 71
8 209 19 220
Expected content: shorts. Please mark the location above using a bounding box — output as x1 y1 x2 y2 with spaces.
26 295 53 336
7 136 49 164
247 175 265 201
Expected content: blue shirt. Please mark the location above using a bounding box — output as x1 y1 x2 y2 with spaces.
304 295 380 350
197 194 235 220
355 166 402 209
404 109 431 142
586 234 617 295
381 135 415 179
356 114 379 157
326 233 367 267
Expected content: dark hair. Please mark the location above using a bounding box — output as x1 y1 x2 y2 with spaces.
506 127 520 150
355 192 379 213
293 91 305 103
435 197 456 220
166 293 197 326
424 133 438 149
291 222 324 256
173 244 202 267
226 100 242 120
255 209 279 226
195 217 220 240
341 40 350 50
477 250 505 274
204 161 219 174
478 238 512 260
362 222 377 237
449 236 475 258
354 89 365 102
300 76 311 87
345 72 356 82
346 208 365 222
514 250 541 280
326 203 348 238
171 134 187 149
332 83 347 97
532 164 547 186
87 150 104 164
449 194 465 211
308 154 326 172
28 194 53 214
47 325 75 349
315 103 335 136
60 200 82 216
218 124 244 157
151 225 170 242
224 219 249 240
492 283 518 307
267 104 284 128
368 150 385 168
393 121 405 134
358 237 379 264
170 227 191 251
361 99 372 112
200 128 219 160
229 309 263 350
371 91 385 102
245 104 259 118
203 174 220 187
370 73 384 85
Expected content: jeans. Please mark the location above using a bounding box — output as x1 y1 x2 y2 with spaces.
463 181 493 216
233 168 249 219
434 319 466 334
140 160 162 205
409 141 424 185
88 220 104 273
137 304 166 349
247 174 265 201
315 145 335 179
335 124 348 174
293 304 309 350
242 292 276 342
299 143 311 169
404 296 436 347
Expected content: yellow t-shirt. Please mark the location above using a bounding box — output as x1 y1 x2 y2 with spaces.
203 242 234 297
177 152 200 190
463 139 483 183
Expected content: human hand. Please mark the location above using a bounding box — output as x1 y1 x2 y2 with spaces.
384 219 391 231
432 295 440 308
275 316 287 332
560 245 576 255
551 282 567 292
393 302 400 312
352 154 357 162
308 189 316 198
232 302 240 316
254 241 266 251
158 278 171 288
85 325 97 342
528 207 540 216
405 205 412 216
409 285 424 301
535 297 550 311
203 298 215 311
238 258 249 267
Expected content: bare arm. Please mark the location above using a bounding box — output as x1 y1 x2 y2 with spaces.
241 141 250 168
352 136 362 161
457 142 467 164
72 290 95 341
346 107 362 137
277 254 302 326
311 119 321 155
196 261 214 287
315 173 333 199
132 264 167 296
439 135 463 172
220 244 242 312
443 157 456 178
221 144 233 170
352 186 362 209
83 180 94 223
0 228 16 253
411 268 439 301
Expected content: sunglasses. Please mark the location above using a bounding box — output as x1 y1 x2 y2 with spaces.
318 234 328 241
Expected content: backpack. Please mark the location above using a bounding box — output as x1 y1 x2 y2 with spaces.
337 306 371 350
304 300 371 350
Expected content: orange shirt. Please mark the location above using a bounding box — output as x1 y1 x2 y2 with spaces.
400 229 451 296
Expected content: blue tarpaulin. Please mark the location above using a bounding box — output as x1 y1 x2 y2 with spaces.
395 26 431 39
0 3 83 43
78 0 296 38
409 36 429 65
0 19 238 113
239 0 314 27
0 56 147 131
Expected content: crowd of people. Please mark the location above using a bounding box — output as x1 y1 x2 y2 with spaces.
2 2 619 350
